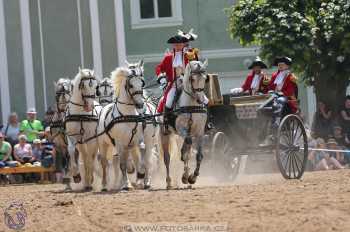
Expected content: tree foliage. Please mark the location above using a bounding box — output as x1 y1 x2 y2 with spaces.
227 0 350 107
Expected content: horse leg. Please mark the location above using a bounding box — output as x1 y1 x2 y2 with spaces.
188 137 204 184
80 145 94 191
120 147 133 191
143 134 154 189
181 136 192 185
99 143 108 191
63 138 80 191
130 145 145 188
161 132 172 189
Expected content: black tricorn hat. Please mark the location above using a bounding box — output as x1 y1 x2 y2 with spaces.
248 57 267 69
178 29 198 41
273 56 292 66
167 35 189 44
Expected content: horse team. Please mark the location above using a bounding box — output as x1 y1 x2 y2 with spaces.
51 59 209 192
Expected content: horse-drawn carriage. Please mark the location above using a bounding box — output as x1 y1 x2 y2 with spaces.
203 74 309 180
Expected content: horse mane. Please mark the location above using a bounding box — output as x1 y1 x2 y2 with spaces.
111 67 128 97
183 63 192 92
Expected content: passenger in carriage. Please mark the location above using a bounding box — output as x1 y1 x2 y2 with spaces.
230 57 269 95
268 56 299 114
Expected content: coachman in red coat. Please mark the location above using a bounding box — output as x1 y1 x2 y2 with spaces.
155 35 189 113
230 57 269 95
268 56 298 113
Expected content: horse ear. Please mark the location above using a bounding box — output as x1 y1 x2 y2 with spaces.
91 70 95 77
203 59 208 69
79 67 83 75
53 81 57 86
138 59 144 67
125 60 131 67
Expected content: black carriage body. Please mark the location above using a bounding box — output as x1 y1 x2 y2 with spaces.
204 74 308 180
208 94 272 150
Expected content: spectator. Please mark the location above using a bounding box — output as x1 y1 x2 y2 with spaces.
32 139 42 162
308 138 343 170
327 138 346 166
13 135 34 164
332 125 350 148
0 132 12 184
1 112 20 147
20 108 44 143
0 132 12 166
311 101 332 139
41 136 56 182
340 96 350 137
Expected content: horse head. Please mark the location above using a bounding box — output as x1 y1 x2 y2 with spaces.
183 59 208 101
54 78 72 112
98 77 114 106
73 67 100 110
112 60 145 113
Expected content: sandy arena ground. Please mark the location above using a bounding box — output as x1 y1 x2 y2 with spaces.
0 168 350 232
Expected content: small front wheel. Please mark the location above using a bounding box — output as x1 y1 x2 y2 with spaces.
211 132 241 181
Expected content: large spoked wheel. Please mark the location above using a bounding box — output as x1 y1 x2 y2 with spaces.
276 114 308 179
211 132 241 181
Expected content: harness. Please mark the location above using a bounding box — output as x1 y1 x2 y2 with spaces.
98 81 114 105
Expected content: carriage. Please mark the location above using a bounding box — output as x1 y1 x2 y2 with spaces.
203 74 309 180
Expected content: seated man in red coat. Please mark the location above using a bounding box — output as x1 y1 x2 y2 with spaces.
268 56 298 114
267 56 299 134
230 57 269 95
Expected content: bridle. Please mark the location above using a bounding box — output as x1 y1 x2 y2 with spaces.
78 73 99 100
119 68 145 109
183 66 207 102
55 83 71 112
98 80 113 104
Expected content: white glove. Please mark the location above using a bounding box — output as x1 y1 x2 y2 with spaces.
230 87 243 94
159 78 167 85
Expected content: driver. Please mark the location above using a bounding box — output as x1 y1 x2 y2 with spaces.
230 57 269 95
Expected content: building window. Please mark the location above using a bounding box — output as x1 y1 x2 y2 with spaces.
130 0 183 29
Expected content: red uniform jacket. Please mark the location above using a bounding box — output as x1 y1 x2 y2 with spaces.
155 50 189 112
241 71 269 95
268 70 298 113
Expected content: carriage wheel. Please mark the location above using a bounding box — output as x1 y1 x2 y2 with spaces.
211 132 241 181
276 114 308 179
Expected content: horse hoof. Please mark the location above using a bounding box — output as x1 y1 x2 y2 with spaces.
84 186 93 192
166 177 172 190
73 174 81 183
182 173 189 184
144 179 151 189
64 186 72 192
122 186 133 191
188 174 197 185
127 166 135 174
101 188 108 192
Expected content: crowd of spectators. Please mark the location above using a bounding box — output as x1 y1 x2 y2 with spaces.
308 96 350 171
0 108 59 184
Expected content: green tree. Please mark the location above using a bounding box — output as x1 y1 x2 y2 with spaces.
227 0 350 112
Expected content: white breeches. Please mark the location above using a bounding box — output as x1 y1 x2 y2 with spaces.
165 86 176 108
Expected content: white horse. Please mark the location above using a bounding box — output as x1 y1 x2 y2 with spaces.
98 60 156 190
64 68 102 191
158 60 208 189
51 78 75 189
98 77 114 106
